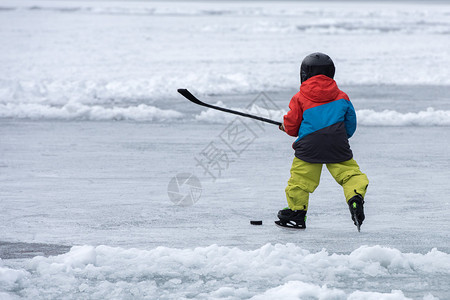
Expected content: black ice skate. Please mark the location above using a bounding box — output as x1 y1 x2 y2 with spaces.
348 195 365 232
275 208 306 229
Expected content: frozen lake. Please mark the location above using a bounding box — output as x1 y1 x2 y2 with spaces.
1 90 450 298
1 0 450 299
1 113 450 252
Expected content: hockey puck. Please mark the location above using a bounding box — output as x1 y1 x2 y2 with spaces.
250 220 263 225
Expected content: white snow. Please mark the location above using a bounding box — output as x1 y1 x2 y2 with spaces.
253 282 412 300
1 244 449 299
1 0 450 299
195 105 450 127
0 102 183 121
194 102 285 125
0 261 28 295
3 98 450 126
357 108 450 126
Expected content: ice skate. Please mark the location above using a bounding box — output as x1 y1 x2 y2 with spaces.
275 208 306 229
348 195 365 231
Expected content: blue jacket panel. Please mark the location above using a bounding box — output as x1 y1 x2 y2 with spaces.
296 98 357 142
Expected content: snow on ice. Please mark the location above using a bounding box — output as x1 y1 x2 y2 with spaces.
1 101 450 126
0 102 183 122
195 104 450 127
1 244 449 299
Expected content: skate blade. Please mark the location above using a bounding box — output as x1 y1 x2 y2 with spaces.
352 212 362 232
274 220 305 230
355 221 361 232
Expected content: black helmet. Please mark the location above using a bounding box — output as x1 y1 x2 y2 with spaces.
300 52 335 83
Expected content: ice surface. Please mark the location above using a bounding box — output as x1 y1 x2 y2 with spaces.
1 0 450 299
1 118 449 299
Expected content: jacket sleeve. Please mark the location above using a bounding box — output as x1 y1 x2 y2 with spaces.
345 101 357 138
283 94 303 137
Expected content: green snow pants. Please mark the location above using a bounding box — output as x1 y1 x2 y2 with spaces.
285 157 369 211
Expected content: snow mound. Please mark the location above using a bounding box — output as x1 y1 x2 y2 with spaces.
357 108 450 126
195 102 285 124
0 259 28 297
196 106 450 127
0 79 178 107
0 103 183 122
252 281 412 300
1 244 448 299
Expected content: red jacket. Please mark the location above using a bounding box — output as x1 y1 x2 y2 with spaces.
284 75 350 137
283 75 356 163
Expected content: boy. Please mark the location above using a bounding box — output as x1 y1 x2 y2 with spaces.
276 52 369 230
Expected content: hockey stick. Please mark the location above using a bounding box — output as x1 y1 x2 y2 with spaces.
177 89 282 126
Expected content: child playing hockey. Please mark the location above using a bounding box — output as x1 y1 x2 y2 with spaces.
276 52 369 230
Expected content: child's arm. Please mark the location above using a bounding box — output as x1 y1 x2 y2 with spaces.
345 101 357 138
282 94 303 137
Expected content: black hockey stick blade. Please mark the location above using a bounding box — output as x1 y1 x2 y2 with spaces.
177 89 282 126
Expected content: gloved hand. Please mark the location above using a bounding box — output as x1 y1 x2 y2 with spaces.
279 123 285 132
